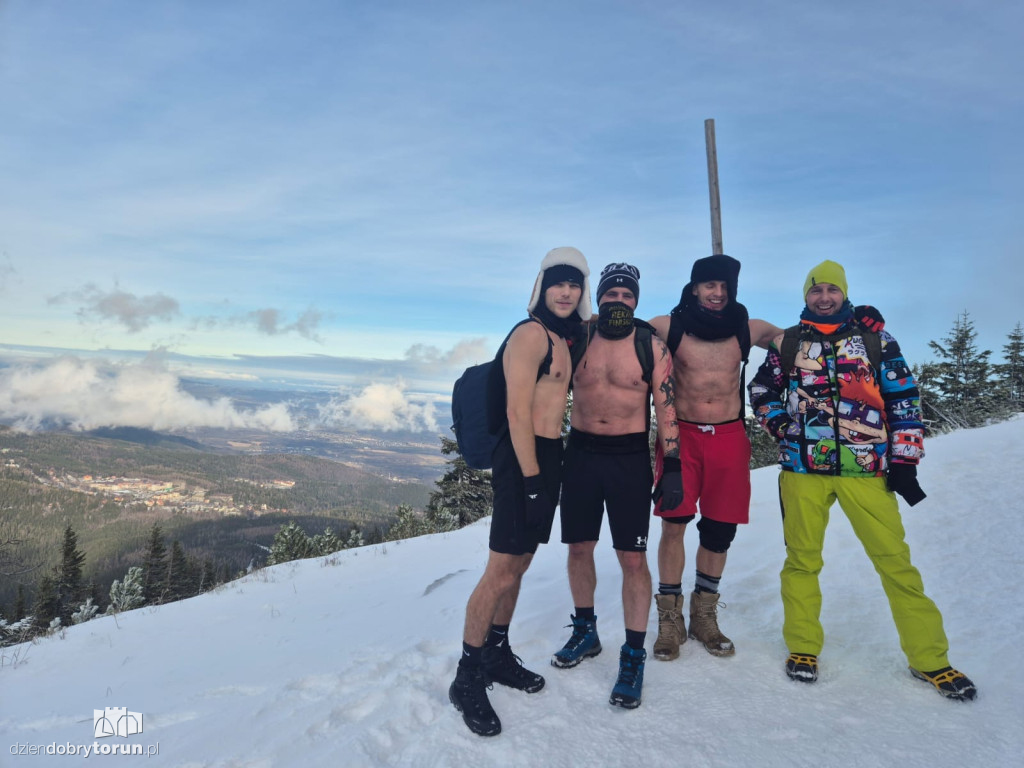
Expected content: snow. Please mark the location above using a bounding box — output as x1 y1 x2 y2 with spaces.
3 419 1023 767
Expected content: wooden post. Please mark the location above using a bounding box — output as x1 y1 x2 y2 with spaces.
704 119 723 255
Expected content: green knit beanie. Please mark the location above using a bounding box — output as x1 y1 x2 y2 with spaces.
803 260 848 299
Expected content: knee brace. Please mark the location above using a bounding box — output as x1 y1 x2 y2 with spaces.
697 517 737 553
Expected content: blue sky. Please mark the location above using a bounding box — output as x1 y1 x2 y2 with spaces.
1 1 1022 432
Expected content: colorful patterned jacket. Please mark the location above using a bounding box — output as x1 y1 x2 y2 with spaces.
747 320 925 477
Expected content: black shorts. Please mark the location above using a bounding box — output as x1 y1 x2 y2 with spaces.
559 429 653 552
489 433 564 556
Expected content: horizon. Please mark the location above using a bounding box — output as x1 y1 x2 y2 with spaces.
2 1 1023 434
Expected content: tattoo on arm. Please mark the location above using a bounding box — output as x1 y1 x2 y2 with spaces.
659 376 676 408
664 435 679 459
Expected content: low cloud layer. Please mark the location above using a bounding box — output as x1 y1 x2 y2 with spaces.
405 338 490 370
49 284 180 332
319 380 439 433
0 355 294 432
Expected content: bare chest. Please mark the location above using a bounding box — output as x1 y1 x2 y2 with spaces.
573 336 646 394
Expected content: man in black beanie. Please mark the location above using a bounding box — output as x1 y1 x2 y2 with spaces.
647 254 781 661
550 262 683 710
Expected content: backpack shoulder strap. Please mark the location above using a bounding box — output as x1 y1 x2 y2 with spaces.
779 325 803 376
863 329 882 373
666 312 684 357
633 323 656 387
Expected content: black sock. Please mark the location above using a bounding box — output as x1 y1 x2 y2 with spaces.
695 570 721 594
484 624 509 648
574 606 596 621
460 642 483 668
658 582 683 596
625 629 646 651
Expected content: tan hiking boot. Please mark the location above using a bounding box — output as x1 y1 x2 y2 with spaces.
653 593 686 661
688 590 735 656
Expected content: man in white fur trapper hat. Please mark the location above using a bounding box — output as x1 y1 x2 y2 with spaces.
450 246 589 738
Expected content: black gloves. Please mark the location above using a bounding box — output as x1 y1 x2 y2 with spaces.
887 463 926 506
653 456 684 512
523 474 556 537
855 304 885 333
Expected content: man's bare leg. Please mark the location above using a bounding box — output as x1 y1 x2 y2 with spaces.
657 520 687 585
463 551 532 646
617 550 652 632
567 540 598 608
695 546 727 581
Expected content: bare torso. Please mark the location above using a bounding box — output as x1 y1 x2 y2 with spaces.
571 329 649 435
648 314 751 424
503 321 573 440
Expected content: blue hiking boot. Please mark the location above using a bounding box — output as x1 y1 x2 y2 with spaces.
609 644 646 709
551 614 602 669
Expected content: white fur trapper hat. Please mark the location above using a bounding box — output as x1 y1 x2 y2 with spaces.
527 246 592 319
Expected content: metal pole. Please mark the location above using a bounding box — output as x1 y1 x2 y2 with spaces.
704 119 723 255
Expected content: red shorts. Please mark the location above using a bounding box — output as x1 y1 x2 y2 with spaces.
654 419 751 524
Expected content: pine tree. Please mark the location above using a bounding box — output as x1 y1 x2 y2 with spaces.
997 322 1024 412
13 584 27 622
33 574 61 632
424 436 493 529
71 598 99 625
746 417 778 469
267 522 314 564
198 559 218 593
109 566 146 613
54 524 86 625
344 526 365 549
386 504 430 541
926 311 996 428
142 523 168 605
164 541 192 602
311 526 344 556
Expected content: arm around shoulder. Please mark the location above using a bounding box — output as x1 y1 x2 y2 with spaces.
749 318 784 350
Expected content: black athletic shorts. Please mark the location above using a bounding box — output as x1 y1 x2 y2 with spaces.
489 433 564 556
559 429 653 552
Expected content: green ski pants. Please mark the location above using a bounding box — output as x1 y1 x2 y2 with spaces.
778 472 949 672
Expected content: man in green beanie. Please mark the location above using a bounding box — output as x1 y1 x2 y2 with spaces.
747 259 977 701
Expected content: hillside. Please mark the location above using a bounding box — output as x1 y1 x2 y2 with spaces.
0 426 432 609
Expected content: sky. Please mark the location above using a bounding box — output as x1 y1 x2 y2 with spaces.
2 1 1023 434
2 417 1022 767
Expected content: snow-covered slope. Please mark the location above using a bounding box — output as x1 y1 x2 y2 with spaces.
3 419 1023 767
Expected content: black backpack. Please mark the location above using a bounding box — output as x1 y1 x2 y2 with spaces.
665 312 751 419
451 319 553 470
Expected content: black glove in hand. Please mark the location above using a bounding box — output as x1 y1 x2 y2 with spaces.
887 462 926 506
523 474 555 537
855 304 885 333
654 456 684 511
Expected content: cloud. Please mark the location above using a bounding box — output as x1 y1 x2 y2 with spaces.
49 284 180 332
191 307 326 342
318 380 439 433
0 354 294 432
405 338 491 370
248 307 324 341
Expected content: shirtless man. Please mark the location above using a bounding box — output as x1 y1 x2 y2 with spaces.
449 246 591 737
550 263 683 709
647 254 781 661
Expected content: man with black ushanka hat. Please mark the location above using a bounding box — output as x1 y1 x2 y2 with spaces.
648 254 782 662
450 246 589 738
550 262 682 710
